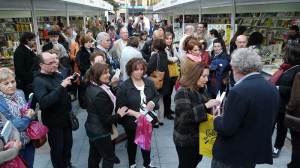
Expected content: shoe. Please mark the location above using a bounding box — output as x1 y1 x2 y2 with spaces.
169 110 175 114
272 147 281 158
143 163 157 168
153 123 159 128
159 122 164 126
129 164 136 168
166 114 174 120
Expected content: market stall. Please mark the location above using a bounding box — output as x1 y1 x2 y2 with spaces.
153 0 300 76
0 0 113 69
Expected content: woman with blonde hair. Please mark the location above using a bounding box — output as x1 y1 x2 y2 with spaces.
0 68 36 168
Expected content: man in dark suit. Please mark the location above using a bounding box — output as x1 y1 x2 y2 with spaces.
13 32 38 99
211 48 280 168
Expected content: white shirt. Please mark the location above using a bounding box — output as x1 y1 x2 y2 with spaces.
120 46 143 81
133 16 150 34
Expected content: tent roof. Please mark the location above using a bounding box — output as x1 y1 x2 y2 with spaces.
154 0 300 14
0 0 113 17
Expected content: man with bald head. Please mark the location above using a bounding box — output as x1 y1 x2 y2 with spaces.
229 35 248 86
141 29 165 62
235 35 248 49
33 52 75 168
179 25 195 57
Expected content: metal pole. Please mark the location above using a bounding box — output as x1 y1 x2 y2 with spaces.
66 3 70 27
30 0 41 53
182 11 185 36
125 0 128 23
231 0 236 39
199 0 202 23
198 8 202 23
172 14 175 32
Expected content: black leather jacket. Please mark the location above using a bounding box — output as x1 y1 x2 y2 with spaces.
85 83 120 140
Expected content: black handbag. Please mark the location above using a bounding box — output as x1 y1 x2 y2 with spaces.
284 113 300 132
144 110 158 125
69 112 79 131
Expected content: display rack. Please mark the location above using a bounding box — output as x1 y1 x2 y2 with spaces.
0 18 33 69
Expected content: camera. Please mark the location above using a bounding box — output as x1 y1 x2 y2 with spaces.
70 73 79 83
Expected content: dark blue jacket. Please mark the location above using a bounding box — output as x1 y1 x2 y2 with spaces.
213 73 279 166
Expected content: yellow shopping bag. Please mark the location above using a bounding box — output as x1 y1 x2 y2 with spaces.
199 114 217 157
168 63 180 77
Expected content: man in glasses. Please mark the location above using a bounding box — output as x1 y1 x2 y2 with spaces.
33 52 77 168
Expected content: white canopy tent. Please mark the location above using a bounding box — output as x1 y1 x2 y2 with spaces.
154 0 300 40
0 0 113 51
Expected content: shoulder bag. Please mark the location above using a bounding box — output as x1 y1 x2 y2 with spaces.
150 53 165 90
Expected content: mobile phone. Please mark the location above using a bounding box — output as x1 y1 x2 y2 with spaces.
71 73 79 82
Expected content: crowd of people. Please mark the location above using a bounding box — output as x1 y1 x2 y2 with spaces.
0 11 299 168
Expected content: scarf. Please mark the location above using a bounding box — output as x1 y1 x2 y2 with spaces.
0 91 30 145
186 53 202 62
91 82 116 113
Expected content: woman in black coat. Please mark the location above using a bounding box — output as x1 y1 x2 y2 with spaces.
116 58 159 168
76 35 94 108
76 35 94 77
273 44 300 158
85 63 128 168
174 63 220 168
146 38 170 126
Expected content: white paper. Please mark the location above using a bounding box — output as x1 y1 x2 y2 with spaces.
1 121 13 144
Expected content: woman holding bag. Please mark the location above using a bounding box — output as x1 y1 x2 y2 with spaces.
0 68 36 168
174 63 220 168
85 63 128 168
116 58 159 168
147 39 169 127
164 32 180 120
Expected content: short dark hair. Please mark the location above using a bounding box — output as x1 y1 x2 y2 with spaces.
209 29 220 39
127 36 139 48
211 38 227 56
48 31 60 36
290 25 299 32
140 31 148 40
107 25 115 32
126 58 147 77
152 39 166 51
180 63 209 91
89 51 106 63
19 32 36 45
87 63 109 85
248 32 264 46
42 43 54 52
285 43 300 66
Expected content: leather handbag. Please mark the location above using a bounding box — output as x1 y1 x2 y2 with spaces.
70 112 79 131
284 113 300 132
32 136 47 148
150 53 165 90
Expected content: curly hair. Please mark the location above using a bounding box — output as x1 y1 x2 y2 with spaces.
231 48 262 74
126 58 147 77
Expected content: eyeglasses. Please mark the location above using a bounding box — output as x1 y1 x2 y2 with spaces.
42 61 57 65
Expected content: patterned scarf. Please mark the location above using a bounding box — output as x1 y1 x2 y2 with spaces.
186 53 202 62
0 91 30 145
91 82 116 113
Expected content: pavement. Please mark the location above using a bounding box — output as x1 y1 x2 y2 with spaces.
34 100 292 168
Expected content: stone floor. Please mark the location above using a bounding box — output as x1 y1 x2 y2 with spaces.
33 101 292 168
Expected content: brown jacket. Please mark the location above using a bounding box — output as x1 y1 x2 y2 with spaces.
286 72 300 131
